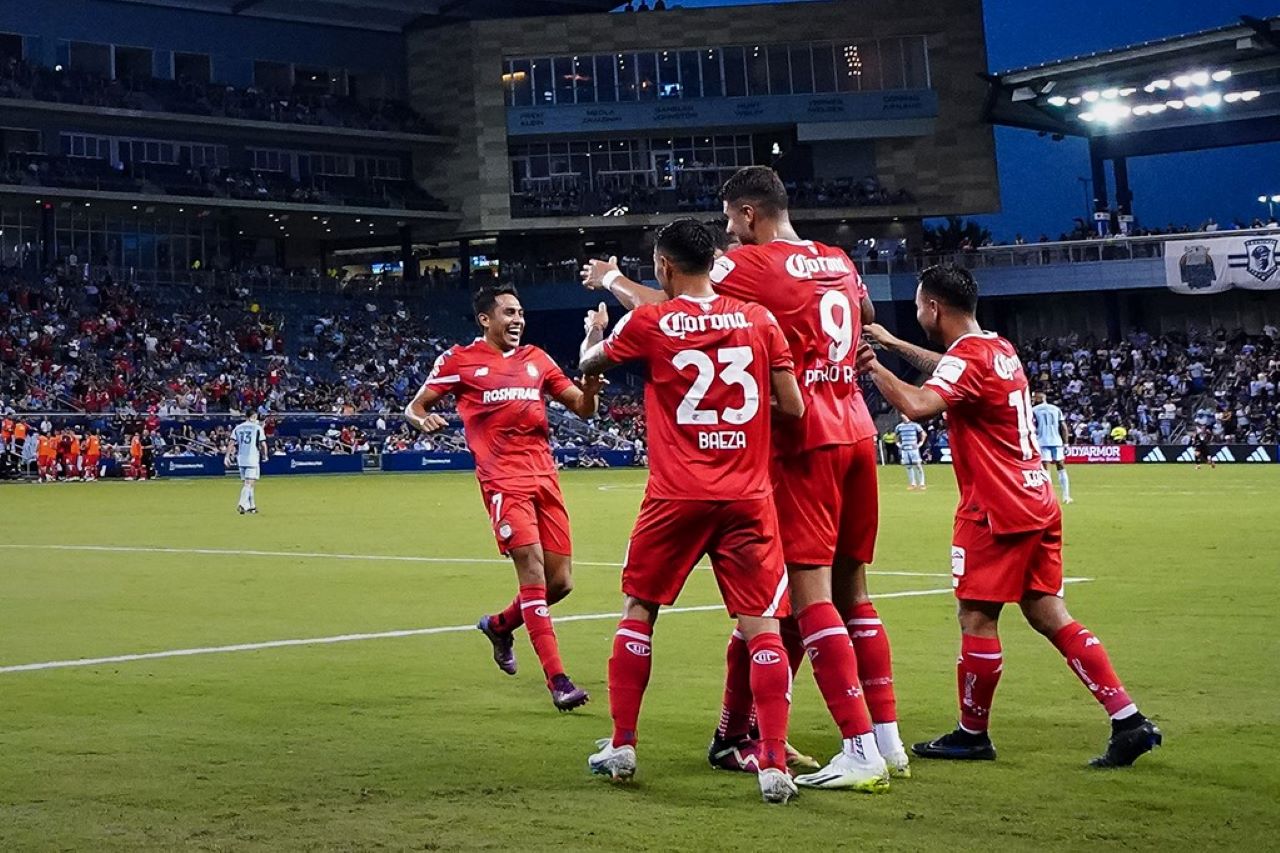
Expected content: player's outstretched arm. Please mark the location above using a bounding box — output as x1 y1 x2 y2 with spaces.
770 369 805 419
580 256 666 311
578 301 622 377
863 323 943 375
857 342 947 422
404 382 449 434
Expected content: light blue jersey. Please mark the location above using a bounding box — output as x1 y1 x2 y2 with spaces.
232 421 266 468
1033 402 1065 449
894 421 924 452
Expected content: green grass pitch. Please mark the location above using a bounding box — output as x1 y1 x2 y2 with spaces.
1 465 1277 850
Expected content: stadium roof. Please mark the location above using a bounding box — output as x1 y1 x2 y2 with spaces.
984 15 1280 157
105 0 622 33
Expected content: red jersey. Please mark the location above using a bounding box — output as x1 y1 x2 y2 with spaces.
923 332 1061 535
710 239 876 456
602 293 792 501
425 339 574 484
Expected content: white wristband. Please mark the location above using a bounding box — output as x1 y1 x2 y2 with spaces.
601 270 623 292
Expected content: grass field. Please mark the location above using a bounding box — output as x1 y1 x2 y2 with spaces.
1 465 1278 851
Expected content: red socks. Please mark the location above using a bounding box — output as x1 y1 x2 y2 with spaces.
1051 621 1136 718
519 584 564 684
747 632 791 772
797 602 873 738
608 619 653 747
779 615 806 677
958 634 1003 732
844 601 898 724
717 630 754 740
489 595 524 634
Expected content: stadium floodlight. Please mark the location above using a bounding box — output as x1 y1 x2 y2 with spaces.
1082 90 1100 102
1173 74 1192 88
1185 95 1203 107
1167 99 1185 109
1190 71 1211 86
1094 102 1130 123
1148 79 1172 91
1101 87 1120 99
1147 103 1167 114
1078 111 1096 122
1241 90 1261 101
1119 87 1137 96
1224 92 1243 103
1132 105 1149 116
1201 92 1223 107
1068 96 1082 105
1273 195 1280 203
1047 95 1068 107
1211 69 1232 82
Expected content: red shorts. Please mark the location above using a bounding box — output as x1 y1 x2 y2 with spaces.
479 477 572 557
622 495 789 618
772 437 879 566
950 515 1064 603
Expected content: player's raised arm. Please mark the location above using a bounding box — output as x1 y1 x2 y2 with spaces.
857 342 947 422
579 301 625 376
863 322 943 375
580 256 666 311
770 368 805 419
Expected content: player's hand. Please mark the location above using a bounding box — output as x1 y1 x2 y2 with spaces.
862 323 897 350
585 301 609 334
856 340 879 372
576 374 609 395
416 413 449 434
581 256 620 291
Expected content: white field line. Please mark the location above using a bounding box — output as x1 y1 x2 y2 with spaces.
0 580 1090 675
0 543 949 577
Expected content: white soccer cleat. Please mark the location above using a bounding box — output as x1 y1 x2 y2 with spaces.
794 750 890 792
883 750 912 779
1063 496 1075 505
588 738 636 781
758 767 798 804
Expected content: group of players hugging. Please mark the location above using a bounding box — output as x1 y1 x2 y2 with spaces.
405 166 1162 804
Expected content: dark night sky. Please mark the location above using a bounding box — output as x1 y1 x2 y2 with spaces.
665 0 1280 239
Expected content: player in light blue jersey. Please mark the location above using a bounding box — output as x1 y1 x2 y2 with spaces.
227 411 268 514
1032 392 1072 504
893 415 928 490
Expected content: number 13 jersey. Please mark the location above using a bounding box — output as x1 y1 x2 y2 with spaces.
710 239 876 458
924 332 1061 535
602 293 793 501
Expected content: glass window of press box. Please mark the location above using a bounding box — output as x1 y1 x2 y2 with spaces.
502 37 929 106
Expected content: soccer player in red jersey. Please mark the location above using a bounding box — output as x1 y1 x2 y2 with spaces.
582 167 903 790
860 264 1162 767
405 284 604 712
579 218 805 804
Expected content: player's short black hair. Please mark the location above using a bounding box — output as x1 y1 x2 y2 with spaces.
472 283 520 319
919 264 979 314
720 166 789 215
654 218 717 274
703 219 731 252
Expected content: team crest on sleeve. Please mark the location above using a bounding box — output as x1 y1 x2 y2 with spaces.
527 363 539 378
709 256 736 284
934 355 968 385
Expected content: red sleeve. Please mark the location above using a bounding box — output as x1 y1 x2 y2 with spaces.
537 349 574 397
424 347 463 396
923 342 984 406
709 246 764 303
759 307 793 371
601 308 650 364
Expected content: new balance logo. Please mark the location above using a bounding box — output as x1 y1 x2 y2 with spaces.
1176 447 1197 463
1212 447 1235 463
1247 447 1272 463
1142 447 1166 463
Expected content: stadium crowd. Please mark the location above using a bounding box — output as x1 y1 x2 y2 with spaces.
3 264 1277 479
0 55 437 134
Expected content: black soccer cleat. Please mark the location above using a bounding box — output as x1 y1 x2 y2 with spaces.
1090 719 1163 768
912 728 997 761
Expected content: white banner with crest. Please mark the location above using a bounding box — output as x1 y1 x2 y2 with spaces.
1164 234 1280 294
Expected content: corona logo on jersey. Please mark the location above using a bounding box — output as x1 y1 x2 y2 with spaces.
783 253 850 279
481 387 541 403
657 310 750 339
993 352 1022 380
